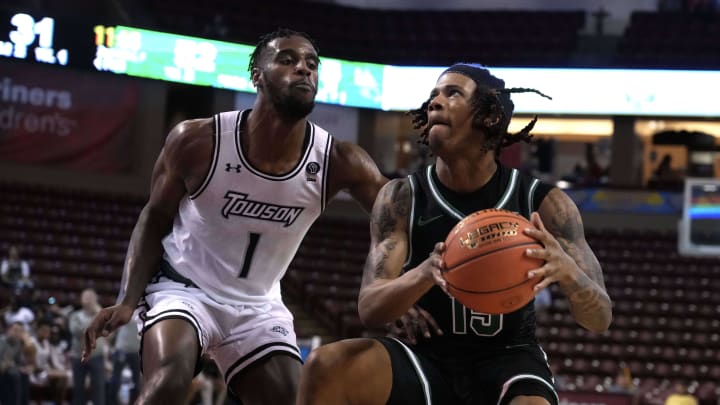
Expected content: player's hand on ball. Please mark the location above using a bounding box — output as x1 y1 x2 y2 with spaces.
523 212 578 292
387 305 443 345
82 303 135 363
420 242 448 293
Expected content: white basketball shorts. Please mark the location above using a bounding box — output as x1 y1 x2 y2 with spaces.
137 274 301 384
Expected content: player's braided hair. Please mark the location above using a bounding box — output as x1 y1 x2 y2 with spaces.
248 28 319 72
409 64 552 156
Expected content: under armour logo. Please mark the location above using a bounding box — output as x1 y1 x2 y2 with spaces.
225 163 241 173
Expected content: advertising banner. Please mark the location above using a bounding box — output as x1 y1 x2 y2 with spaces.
0 61 138 173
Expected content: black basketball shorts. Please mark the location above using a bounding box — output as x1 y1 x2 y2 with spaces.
376 337 558 405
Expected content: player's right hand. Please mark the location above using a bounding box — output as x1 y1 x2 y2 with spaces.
387 305 443 345
82 303 134 363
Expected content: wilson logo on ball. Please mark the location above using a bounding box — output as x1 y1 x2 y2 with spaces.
459 221 519 249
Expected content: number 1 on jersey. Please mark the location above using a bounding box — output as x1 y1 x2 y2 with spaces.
238 232 261 278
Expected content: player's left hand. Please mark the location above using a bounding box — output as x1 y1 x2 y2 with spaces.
522 212 579 292
386 305 443 345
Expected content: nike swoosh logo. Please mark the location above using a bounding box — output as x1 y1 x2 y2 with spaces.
417 215 443 226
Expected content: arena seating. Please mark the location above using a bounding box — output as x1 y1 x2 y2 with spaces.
0 182 141 305
1 181 719 404
146 0 586 67
616 11 720 69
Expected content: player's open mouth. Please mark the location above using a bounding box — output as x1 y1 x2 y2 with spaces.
428 116 450 128
429 121 449 129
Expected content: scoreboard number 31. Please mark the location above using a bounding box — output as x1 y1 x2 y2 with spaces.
1 13 68 65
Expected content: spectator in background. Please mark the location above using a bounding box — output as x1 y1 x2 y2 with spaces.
0 322 32 405
108 321 141 405
606 366 639 405
32 295 71 328
69 289 106 405
648 153 684 190
606 366 635 394
3 297 35 332
30 320 70 405
583 143 607 185
1 245 33 291
665 382 698 405
653 154 673 179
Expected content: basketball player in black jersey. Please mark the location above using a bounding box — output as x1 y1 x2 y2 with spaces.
297 64 612 405
81 29 387 405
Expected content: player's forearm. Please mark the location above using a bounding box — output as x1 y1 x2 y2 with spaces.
358 269 435 327
559 271 612 332
116 206 172 307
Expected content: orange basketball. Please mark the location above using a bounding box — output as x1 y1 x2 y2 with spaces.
442 208 544 314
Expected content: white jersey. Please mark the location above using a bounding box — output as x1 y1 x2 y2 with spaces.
161 110 333 305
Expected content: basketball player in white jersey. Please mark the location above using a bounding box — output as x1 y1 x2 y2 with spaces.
82 29 387 405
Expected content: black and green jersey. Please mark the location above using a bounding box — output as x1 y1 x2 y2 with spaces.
403 162 553 356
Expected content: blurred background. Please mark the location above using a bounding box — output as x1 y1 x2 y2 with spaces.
0 0 719 404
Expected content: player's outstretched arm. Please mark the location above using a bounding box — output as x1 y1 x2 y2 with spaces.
82 119 213 362
358 179 446 327
524 188 612 332
327 140 388 213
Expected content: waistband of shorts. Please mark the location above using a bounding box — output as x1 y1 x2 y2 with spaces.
159 259 200 289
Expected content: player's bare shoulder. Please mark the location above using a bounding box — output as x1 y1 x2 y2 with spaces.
165 118 214 156
371 178 412 239
162 118 216 192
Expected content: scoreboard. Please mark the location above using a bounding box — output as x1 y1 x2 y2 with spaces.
0 10 262 92
91 25 386 107
0 11 385 109
92 25 257 93
2 10 719 116
0 10 95 69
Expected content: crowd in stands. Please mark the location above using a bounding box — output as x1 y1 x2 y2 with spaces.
0 246 232 405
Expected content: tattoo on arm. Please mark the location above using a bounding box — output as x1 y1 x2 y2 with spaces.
362 180 410 286
372 181 409 239
542 191 606 289
564 275 607 315
540 190 612 330
374 240 397 277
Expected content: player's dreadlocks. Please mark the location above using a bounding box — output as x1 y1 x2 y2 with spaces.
409 63 552 156
248 28 320 72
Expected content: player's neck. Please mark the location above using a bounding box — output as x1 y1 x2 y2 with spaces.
245 104 308 162
435 154 497 193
